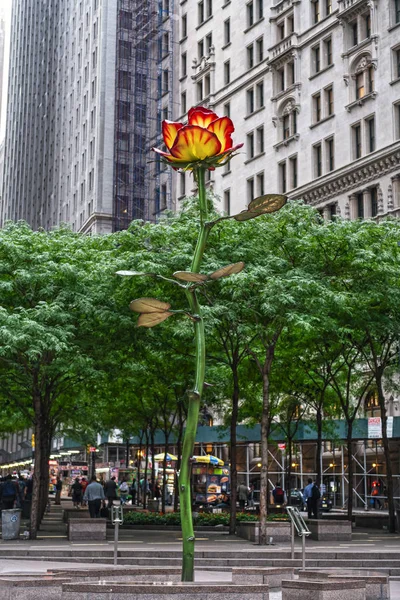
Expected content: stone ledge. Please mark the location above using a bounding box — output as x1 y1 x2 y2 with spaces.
297 569 389 600
307 519 352 541
232 567 294 587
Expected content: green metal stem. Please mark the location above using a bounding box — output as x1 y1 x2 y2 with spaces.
179 167 208 581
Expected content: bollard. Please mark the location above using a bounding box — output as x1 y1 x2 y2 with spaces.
111 505 124 566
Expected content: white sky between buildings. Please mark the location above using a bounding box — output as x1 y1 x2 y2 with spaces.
0 0 11 141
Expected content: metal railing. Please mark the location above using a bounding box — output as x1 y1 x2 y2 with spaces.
286 506 311 569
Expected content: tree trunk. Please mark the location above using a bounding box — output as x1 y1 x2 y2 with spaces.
143 432 149 509
125 438 130 469
259 371 271 545
229 365 239 535
316 408 323 486
162 434 169 514
150 429 156 500
376 374 396 532
346 422 354 522
137 434 143 506
30 394 42 539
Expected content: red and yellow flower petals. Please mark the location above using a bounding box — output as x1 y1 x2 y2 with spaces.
188 106 219 129
208 117 235 154
170 125 221 161
162 121 183 150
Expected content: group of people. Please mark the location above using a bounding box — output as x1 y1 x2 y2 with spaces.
65 475 134 515
0 474 33 511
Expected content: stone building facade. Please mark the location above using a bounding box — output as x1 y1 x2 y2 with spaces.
176 0 400 219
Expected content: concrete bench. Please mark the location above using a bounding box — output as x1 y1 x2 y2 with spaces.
51 567 182 582
61 582 270 599
232 567 294 587
298 570 389 600
236 520 290 543
307 519 352 541
282 579 366 600
62 509 90 523
67 518 106 542
0 577 72 600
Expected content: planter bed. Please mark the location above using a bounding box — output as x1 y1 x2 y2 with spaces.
282 579 366 600
307 519 352 541
236 521 290 543
111 524 230 532
298 569 389 600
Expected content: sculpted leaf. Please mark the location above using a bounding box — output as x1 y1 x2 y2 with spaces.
173 271 208 282
233 210 263 222
130 298 171 314
116 270 147 277
248 194 287 214
209 262 245 280
137 312 173 328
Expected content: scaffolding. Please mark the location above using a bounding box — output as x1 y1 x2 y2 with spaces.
113 0 176 231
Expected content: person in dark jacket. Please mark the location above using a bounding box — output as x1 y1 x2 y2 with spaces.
104 476 118 508
70 477 83 509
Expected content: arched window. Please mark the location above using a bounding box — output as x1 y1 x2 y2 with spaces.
352 55 375 102
279 99 298 141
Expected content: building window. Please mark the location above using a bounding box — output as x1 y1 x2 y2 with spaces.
352 123 362 159
280 100 297 140
356 72 365 99
277 67 285 93
224 189 231 214
197 39 205 60
314 143 322 177
181 91 187 114
118 70 131 90
396 0 400 24
278 20 285 40
247 132 255 158
256 126 264 154
353 57 375 102
120 10 132 29
313 45 321 74
197 80 203 102
312 0 320 24
206 33 213 54
394 48 400 80
395 103 400 140
224 18 231 45
256 172 265 196
256 37 264 63
198 0 205 24
351 20 358 46
247 44 254 69
366 116 375 153
181 52 187 77
180 173 186 197
365 13 371 38
324 37 333 66
289 155 298 189
279 162 287 193
356 192 364 218
325 0 332 15
313 92 322 123
247 1 254 27
247 88 255 114
224 60 231 84
325 85 334 116
119 100 129 120
247 177 255 202
206 0 213 18
325 137 334 171
224 102 231 117
371 187 378 217
256 81 264 108
257 0 263 19
181 14 187 38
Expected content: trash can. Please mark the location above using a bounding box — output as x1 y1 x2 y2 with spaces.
147 499 160 512
2 509 22 540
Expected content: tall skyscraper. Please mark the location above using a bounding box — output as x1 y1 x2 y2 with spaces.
0 9 6 128
2 0 175 233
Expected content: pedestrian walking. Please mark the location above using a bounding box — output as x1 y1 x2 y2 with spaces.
303 478 320 519
69 477 83 509
119 479 129 505
272 482 286 505
237 482 249 511
104 476 118 508
1 474 19 510
83 475 105 518
247 483 255 508
130 478 137 505
55 476 62 505
80 477 88 506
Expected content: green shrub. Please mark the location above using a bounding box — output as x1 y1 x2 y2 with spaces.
123 510 288 527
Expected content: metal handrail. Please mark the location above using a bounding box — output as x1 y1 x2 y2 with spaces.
286 506 310 569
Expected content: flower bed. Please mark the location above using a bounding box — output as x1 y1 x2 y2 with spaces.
123 511 288 527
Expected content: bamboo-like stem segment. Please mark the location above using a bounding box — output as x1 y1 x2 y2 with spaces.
179 167 208 581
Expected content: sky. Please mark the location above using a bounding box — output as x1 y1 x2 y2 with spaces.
0 0 12 140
